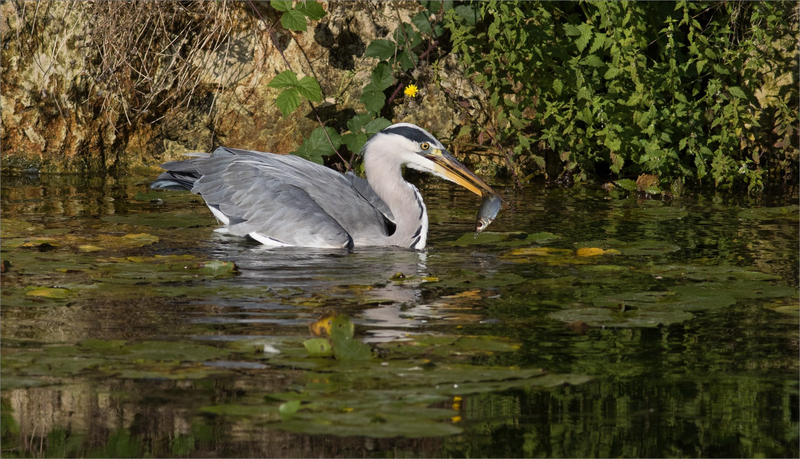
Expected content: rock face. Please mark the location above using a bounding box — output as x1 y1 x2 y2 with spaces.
1 1 487 173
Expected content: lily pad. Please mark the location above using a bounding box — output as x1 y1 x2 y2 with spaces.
593 290 736 312
377 334 521 357
737 205 799 221
670 281 797 301
303 338 333 357
633 205 688 220
548 307 693 328
449 231 560 247
576 239 681 256
1 219 43 238
25 287 72 300
650 264 782 282
428 270 526 289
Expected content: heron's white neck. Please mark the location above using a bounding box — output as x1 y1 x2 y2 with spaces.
364 149 428 249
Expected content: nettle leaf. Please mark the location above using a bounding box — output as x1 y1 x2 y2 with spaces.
270 0 292 12
615 179 638 191
564 24 581 37
296 76 323 102
297 1 326 20
604 66 620 79
553 79 563 95
281 8 308 32
728 86 747 99
371 62 394 91
454 4 480 26
276 89 302 117
583 55 604 67
575 24 593 53
365 39 396 60
268 70 299 89
360 83 386 114
604 134 621 151
293 126 342 164
589 32 606 53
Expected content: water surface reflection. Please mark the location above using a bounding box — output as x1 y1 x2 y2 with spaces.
1 173 797 457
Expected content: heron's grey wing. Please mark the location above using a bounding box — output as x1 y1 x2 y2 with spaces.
192 148 390 247
344 171 395 223
194 161 351 248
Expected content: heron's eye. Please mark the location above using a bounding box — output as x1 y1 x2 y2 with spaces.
420 142 430 150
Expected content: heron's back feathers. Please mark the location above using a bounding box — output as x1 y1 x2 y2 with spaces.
152 147 395 248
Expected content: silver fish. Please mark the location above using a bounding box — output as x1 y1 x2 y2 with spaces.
475 193 502 236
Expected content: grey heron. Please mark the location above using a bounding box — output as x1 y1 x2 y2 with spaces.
151 123 499 249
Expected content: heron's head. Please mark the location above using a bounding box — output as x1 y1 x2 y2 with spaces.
364 123 497 197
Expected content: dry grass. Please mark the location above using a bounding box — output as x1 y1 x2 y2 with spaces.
9 0 243 130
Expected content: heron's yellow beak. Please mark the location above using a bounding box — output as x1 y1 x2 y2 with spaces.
425 149 499 197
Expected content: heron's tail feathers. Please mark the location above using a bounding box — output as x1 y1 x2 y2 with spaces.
150 153 209 191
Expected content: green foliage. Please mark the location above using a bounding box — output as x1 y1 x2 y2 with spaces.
270 0 325 32
445 1 798 191
268 1 445 166
267 70 322 117
293 127 341 165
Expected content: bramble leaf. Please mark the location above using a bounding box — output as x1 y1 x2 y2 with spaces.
365 39 396 60
276 88 302 117
281 9 307 32
360 83 386 114
296 76 323 102
371 62 394 91
293 126 341 164
268 70 299 89
270 0 291 12
297 1 326 20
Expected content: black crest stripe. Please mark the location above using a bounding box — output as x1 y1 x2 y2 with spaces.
381 126 437 145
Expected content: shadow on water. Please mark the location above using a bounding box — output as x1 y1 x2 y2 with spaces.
1 172 798 457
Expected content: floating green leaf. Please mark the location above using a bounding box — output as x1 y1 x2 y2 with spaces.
303 338 333 357
549 307 693 328
449 231 560 247
278 400 302 420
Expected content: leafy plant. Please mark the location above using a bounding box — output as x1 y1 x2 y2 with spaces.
267 70 323 117
270 0 326 32
264 0 446 167
444 1 798 192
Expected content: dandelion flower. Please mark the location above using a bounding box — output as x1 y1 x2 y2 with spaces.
404 84 419 98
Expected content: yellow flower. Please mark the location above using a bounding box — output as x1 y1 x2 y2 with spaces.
404 84 419 98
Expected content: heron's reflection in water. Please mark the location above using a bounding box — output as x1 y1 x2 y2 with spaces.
202 238 465 342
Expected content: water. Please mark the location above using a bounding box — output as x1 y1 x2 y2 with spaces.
1 172 797 457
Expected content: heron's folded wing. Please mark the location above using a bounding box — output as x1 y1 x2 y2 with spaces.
193 157 353 248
